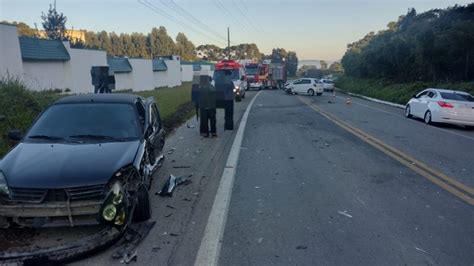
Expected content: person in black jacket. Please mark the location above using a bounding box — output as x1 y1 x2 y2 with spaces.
198 75 217 137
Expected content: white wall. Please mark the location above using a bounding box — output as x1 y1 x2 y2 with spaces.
153 71 168 88
0 24 23 79
163 59 182 87
64 42 108 94
181 64 193 82
114 73 134 91
22 61 68 91
129 58 154 91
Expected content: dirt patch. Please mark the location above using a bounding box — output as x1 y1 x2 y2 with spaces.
0 228 38 250
162 101 195 136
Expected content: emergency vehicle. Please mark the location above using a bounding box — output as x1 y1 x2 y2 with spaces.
214 60 247 102
245 63 269 90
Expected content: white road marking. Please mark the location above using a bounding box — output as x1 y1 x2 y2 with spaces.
332 95 474 142
194 91 263 266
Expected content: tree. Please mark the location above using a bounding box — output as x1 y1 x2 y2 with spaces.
41 2 68 40
286 51 298 77
155 26 176 56
320 60 328 70
271 48 288 63
175 32 196 60
16 22 37 37
329 62 343 72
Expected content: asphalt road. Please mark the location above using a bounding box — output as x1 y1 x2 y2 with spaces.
219 90 474 265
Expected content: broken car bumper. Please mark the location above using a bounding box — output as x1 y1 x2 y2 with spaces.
0 200 103 228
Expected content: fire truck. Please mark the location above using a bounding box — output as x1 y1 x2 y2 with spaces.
245 63 269 90
213 60 247 102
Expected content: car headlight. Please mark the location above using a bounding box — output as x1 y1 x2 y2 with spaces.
100 181 127 226
0 172 10 197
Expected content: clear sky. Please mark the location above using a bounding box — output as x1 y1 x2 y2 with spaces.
1 0 472 60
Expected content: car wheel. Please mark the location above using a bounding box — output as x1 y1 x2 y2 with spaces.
133 184 151 222
316 93 322 96
405 105 412 118
424 110 432 125
307 89 315 96
235 95 242 102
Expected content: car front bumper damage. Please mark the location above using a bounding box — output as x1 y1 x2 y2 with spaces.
0 200 103 228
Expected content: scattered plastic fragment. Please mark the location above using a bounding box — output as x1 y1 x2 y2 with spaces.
164 213 173 218
120 250 137 264
172 166 191 169
167 148 175 155
257 238 264 244
186 124 195 129
296 245 308 250
152 246 161 252
159 175 192 197
338 211 353 218
112 222 156 263
415 246 432 256
289 156 294 159
170 233 179 237
166 205 175 209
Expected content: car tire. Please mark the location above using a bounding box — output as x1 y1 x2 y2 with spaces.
235 95 242 102
424 110 432 125
133 184 151 222
405 105 412 118
308 89 315 96
316 93 322 96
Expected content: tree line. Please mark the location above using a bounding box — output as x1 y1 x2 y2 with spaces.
341 4 474 82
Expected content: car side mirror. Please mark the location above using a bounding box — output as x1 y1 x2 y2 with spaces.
8 130 23 142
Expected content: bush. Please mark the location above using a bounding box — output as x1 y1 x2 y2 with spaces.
335 77 474 104
0 78 61 156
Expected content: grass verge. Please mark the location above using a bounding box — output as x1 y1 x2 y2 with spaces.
335 77 474 105
0 81 193 157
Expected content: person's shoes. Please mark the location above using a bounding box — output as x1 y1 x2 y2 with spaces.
211 133 217 137
201 133 209 138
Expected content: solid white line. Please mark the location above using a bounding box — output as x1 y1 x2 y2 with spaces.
194 91 263 266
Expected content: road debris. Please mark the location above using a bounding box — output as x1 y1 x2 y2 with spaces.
159 174 193 197
166 205 175 209
112 222 156 263
415 246 432 256
296 245 308 250
152 246 161 252
337 211 353 218
257 238 264 244
289 156 295 159
186 123 195 128
167 148 175 154
172 166 191 169
170 233 180 237
164 213 173 218
119 250 137 264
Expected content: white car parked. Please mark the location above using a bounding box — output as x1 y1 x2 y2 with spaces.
405 88 474 127
289 78 323 96
320 79 335 92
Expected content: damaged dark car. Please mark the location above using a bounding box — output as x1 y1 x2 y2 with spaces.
0 94 165 229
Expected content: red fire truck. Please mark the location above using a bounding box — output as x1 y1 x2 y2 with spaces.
245 63 269 90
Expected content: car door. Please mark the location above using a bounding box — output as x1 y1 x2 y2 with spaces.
299 79 312 93
146 101 165 162
411 90 429 117
417 90 434 117
291 79 302 92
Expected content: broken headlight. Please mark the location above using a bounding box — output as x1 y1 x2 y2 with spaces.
99 182 128 227
0 172 10 197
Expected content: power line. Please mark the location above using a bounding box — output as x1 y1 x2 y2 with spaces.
213 0 251 33
138 0 227 46
230 0 261 33
160 0 229 43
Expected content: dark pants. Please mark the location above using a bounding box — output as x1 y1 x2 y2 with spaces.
224 100 234 130
200 108 216 135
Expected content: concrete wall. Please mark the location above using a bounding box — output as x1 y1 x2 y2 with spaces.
0 24 23 79
163 59 182 87
181 64 193 82
114 73 134 91
22 61 68 91
129 58 154 91
64 42 108 94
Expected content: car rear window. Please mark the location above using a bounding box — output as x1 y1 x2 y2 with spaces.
440 92 474 102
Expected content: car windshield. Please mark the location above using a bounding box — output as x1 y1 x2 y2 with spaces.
440 92 474 102
26 103 140 142
213 69 240 81
245 67 258 75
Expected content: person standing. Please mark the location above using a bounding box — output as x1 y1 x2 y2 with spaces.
198 75 217 137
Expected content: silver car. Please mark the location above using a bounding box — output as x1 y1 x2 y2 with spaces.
405 88 474 127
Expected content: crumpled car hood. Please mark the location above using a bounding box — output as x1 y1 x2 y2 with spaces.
0 141 140 188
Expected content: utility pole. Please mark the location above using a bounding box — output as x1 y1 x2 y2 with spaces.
227 27 230 60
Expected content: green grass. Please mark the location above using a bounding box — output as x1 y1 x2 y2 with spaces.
133 83 192 121
0 81 193 157
335 77 474 105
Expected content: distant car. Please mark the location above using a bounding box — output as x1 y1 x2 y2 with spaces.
405 88 474 127
0 94 165 228
320 79 335 92
288 78 323 96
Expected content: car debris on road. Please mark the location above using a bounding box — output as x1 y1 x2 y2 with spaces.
158 174 193 197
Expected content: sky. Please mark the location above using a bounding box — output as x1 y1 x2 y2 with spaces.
0 0 472 60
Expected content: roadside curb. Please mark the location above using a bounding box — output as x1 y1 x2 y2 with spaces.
335 88 405 109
